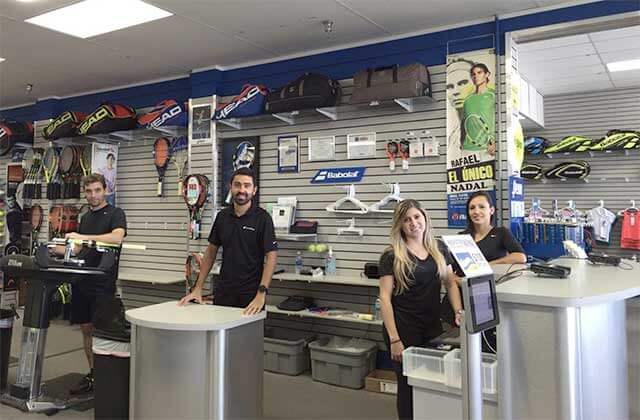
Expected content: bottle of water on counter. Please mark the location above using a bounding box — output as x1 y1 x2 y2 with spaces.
374 298 381 321
295 251 303 275
325 247 337 275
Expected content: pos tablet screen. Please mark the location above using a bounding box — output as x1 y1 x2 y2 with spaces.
463 274 500 333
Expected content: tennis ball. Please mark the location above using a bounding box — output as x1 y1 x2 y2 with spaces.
316 244 327 253
308 244 318 253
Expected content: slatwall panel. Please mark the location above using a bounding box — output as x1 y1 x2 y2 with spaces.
211 64 462 345
523 87 640 258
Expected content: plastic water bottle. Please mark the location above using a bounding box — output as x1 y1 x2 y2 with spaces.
325 247 337 275
374 298 381 321
295 251 303 275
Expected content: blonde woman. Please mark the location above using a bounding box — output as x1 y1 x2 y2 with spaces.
379 199 463 420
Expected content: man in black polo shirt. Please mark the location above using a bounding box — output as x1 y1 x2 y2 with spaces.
179 167 277 315
65 173 127 394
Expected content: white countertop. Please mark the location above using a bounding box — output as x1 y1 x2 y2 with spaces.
125 301 266 331
496 258 640 307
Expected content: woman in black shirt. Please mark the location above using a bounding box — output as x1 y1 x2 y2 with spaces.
462 191 526 265
379 199 462 420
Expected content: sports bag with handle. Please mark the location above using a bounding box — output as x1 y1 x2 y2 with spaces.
78 102 137 135
350 63 431 104
0 119 34 156
138 99 187 129
43 111 87 140
265 73 341 113
214 84 269 119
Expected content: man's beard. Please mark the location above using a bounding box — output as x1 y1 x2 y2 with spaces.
233 192 252 205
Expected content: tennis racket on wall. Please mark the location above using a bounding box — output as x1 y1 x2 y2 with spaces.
171 136 188 196
49 205 63 239
71 146 84 197
185 252 203 294
182 174 210 239
224 140 255 205
30 204 43 255
80 145 92 178
153 137 171 197
43 145 60 200
59 146 75 199
33 148 44 199
21 148 35 199
61 205 79 234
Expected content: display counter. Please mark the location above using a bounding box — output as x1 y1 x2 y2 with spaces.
496 258 640 420
126 301 266 420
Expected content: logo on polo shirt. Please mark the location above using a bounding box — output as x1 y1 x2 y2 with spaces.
243 226 256 231
311 167 366 184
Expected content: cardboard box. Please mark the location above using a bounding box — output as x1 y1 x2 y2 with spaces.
365 369 397 395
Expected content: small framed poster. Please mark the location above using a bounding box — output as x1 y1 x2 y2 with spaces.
190 104 211 144
278 135 299 173
308 136 335 162
347 132 376 159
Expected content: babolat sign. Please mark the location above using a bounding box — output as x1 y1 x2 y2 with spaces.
311 167 366 184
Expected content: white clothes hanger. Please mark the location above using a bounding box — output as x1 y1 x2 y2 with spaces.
369 183 404 213
619 200 638 216
337 218 364 236
326 184 369 214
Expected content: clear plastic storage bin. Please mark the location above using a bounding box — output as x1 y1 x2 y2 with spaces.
402 347 449 383
443 348 498 394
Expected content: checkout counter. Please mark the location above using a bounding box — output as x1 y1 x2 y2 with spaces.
497 258 640 420
406 259 640 420
125 301 265 420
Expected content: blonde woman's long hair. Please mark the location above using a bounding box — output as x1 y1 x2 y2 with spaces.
387 199 448 295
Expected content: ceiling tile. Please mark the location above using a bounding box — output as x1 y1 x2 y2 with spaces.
599 48 640 64
593 37 640 54
519 34 590 52
589 25 640 42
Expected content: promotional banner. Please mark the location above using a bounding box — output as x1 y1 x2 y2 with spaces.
509 175 525 243
446 49 497 227
505 35 525 176
221 136 260 206
92 143 119 206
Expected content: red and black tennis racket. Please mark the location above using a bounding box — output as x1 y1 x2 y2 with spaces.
48 205 63 239
153 137 171 197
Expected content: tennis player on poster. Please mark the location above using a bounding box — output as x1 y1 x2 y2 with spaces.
179 167 278 315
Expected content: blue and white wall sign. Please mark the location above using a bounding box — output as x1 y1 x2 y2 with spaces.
311 167 366 184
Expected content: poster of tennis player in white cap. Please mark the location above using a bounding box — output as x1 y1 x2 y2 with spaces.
446 50 497 228
92 143 119 206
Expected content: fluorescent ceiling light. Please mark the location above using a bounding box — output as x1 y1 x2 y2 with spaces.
25 0 172 39
0 58 5 63
607 59 640 72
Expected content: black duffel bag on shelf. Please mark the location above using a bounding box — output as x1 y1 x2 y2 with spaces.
78 102 137 136
0 119 34 156
265 73 341 113
43 111 87 140
350 63 431 104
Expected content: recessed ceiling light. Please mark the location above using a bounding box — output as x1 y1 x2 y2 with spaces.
0 58 5 63
607 59 640 72
25 0 172 39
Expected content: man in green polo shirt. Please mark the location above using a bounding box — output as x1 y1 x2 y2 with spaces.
463 63 496 156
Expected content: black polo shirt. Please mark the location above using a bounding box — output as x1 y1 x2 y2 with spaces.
208 202 278 294
77 204 127 295
460 226 524 262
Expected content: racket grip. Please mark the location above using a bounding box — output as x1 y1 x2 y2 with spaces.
177 179 183 196
157 181 162 196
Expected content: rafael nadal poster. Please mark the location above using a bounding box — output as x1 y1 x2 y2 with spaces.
446 49 497 228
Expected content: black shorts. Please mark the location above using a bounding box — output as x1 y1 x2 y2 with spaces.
214 290 256 308
71 285 114 325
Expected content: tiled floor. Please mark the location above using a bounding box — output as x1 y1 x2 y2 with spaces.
1 317 396 419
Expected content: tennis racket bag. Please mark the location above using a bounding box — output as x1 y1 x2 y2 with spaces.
214 84 269 120
350 63 431 104
0 119 34 156
43 111 87 140
544 161 590 180
138 99 187 129
78 103 137 135
265 73 341 113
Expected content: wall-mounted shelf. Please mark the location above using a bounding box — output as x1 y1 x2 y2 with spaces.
533 148 640 159
266 305 382 325
52 125 186 146
525 176 640 184
273 272 378 287
275 233 318 242
216 94 436 131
